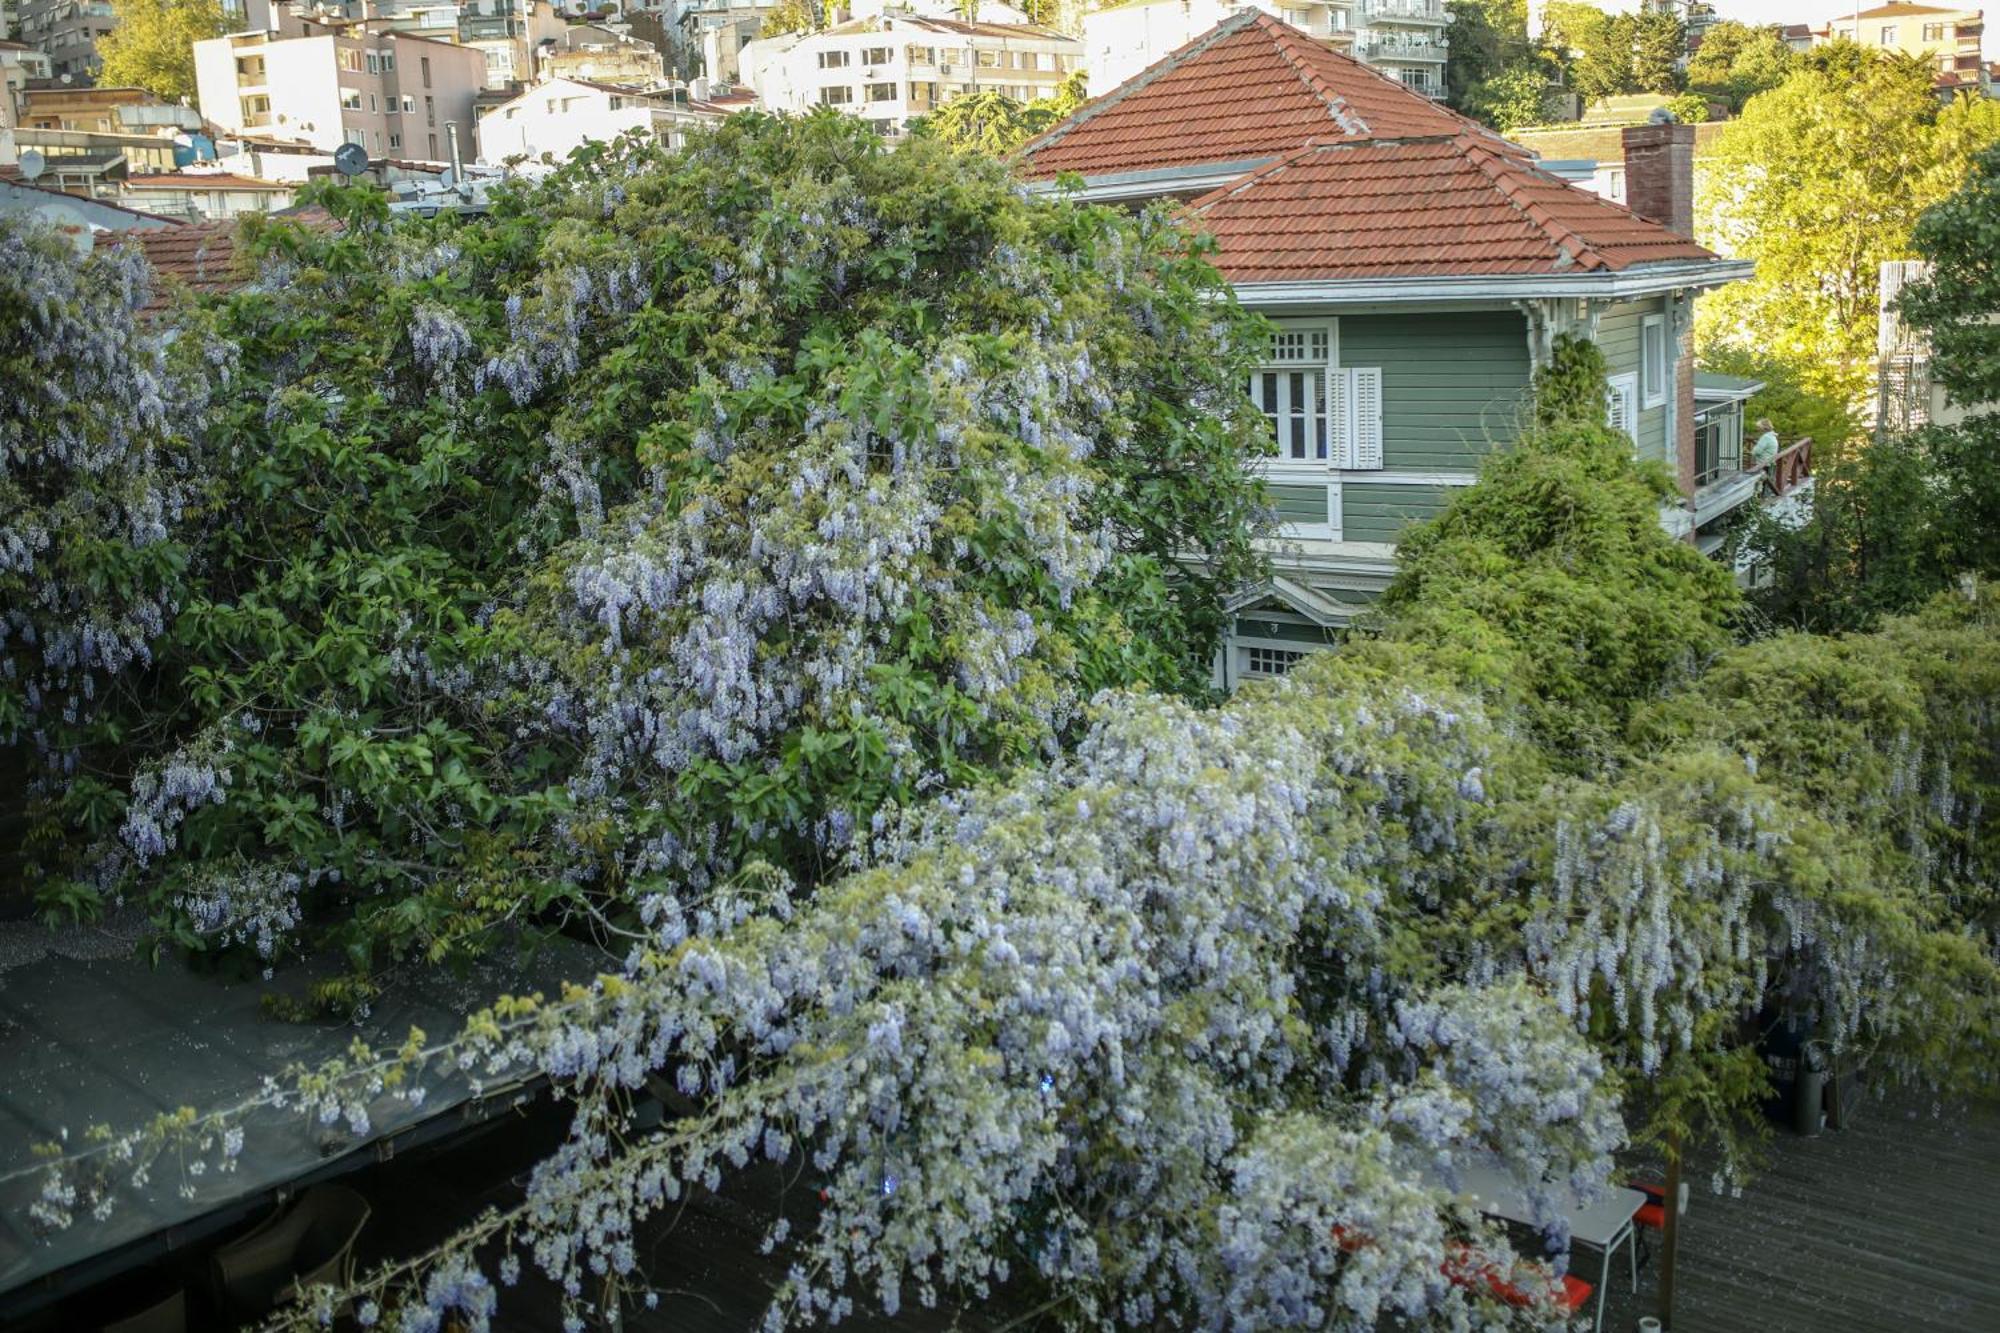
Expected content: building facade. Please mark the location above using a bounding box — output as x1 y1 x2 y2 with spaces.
195 18 487 160
13 0 119 82
747 12 1081 132
539 23 665 85
1019 13 1793 687
458 0 569 90
476 74 726 160
1814 3 1988 94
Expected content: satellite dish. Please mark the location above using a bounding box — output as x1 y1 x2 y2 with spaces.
18 149 45 182
332 142 369 176
437 167 456 189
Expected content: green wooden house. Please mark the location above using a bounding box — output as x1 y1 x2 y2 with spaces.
1020 12 1800 687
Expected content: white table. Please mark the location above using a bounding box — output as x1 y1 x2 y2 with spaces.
1448 1163 1648 1333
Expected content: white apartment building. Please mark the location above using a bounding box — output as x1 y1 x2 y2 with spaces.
1085 0 1448 99
746 11 1082 133
476 74 728 161
195 17 487 161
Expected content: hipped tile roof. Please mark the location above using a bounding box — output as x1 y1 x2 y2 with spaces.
1017 11 1723 285
1188 136 1715 282
1017 11 1490 181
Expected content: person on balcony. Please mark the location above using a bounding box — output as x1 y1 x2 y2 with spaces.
1751 418 1780 468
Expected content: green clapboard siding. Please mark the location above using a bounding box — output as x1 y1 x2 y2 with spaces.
1597 297 1669 465
1343 483 1451 543
1339 311 1532 470
1269 483 1330 527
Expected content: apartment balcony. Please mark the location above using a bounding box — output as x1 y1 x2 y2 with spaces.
1360 0 1448 25
1364 37 1448 61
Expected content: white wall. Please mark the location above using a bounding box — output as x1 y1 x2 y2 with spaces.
477 78 715 162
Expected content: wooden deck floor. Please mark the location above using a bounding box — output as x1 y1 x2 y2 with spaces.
1593 1092 2000 1333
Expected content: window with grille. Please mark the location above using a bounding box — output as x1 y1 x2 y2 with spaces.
1242 646 1306 678
1249 325 1332 465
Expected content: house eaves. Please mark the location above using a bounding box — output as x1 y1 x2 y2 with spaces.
1228 258 1755 308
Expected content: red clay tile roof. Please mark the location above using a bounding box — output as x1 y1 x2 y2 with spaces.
118 210 336 311
1017 11 1495 182
124 220 245 309
1186 135 1716 283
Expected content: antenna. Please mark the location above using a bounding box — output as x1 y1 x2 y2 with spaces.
18 149 45 182
332 141 369 176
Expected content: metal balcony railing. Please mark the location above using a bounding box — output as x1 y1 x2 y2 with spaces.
1361 0 1447 23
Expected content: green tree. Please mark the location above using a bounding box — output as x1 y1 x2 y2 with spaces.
1739 144 2000 631
1444 0 1530 106
1543 1 1627 104
1628 10 1686 95
95 0 227 103
908 74 1086 155
1684 20 1794 113
1377 339 1742 761
1464 65 1550 131
758 0 823 37
1666 91 1711 123
1695 48 2000 412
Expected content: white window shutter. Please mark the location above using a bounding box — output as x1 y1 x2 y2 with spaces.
1350 367 1383 470
1327 366 1350 470
1606 374 1636 440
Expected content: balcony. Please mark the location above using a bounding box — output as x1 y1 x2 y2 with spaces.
1690 437 1813 531
1361 0 1448 24
1364 37 1447 61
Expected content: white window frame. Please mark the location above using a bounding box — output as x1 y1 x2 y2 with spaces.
1248 321 1337 475
1640 314 1669 408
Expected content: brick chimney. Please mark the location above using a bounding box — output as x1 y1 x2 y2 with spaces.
1621 118 1695 238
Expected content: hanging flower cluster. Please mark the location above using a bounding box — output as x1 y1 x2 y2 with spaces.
0 219 227 758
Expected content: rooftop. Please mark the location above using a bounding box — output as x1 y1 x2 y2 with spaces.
1019 11 1722 287
1186 134 1716 284
1828 2 1974 17
1018 12 1485 182
123 173 296 192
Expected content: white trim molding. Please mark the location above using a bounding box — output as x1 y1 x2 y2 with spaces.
1229 260 1756 308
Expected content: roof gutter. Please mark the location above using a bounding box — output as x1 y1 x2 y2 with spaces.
1019 158 1278 203
1225 259 1755 306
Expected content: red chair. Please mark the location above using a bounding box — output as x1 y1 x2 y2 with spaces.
1626 1175 1688 1288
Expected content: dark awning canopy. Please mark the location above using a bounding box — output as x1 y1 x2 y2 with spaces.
0 913 608 1315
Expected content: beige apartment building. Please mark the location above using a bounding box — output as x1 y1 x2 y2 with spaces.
195 14 486 161
1815 4 1987 92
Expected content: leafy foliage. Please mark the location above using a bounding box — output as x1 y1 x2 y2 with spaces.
1542 2 1684 103
1683 20 1794 114
1378 379 1741 763
907 73 1088 156
1695 40 2000 414
9 95 2000 1333
5 115 1272 969
95 0 228 102
1741 139 2000 631
22 418 2000 1331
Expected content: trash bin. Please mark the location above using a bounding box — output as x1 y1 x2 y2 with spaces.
1758 1010 1807 1128
1793 1055 1827 1137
